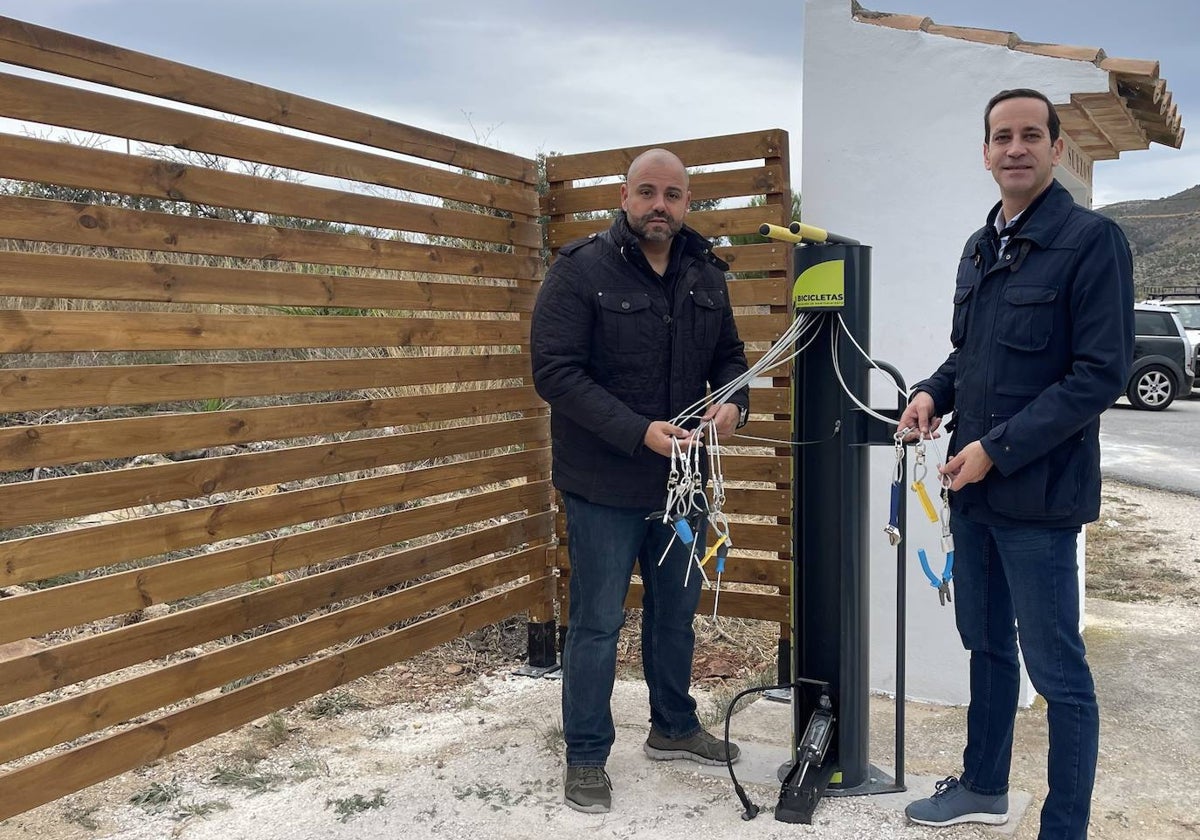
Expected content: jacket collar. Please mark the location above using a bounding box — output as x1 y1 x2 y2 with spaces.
984 179 1073 249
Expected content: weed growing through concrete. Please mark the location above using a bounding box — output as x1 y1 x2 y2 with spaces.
289 757 330 780
264 712 291 747
326 789 387 822
61 803 101 830
208 765 283 795
307 690 367 719
128 778 183 813
173 800 231 821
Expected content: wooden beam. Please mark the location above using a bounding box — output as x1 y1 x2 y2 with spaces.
0 17 536 184
0 483 553 644
0 417 547 529
0 352 532 413
0 448 548 587
0 251 537 312
540 164 786 216
0 387 543 470
0 71 538 215
0 134 542 249
546 130 787 182
0 309 529 354
0 195 540 280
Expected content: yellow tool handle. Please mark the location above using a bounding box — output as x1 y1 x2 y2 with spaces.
700 533 728 566
911 481 939 523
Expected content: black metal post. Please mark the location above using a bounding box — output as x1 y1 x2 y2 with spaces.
784 239 907 804
790 242 871 789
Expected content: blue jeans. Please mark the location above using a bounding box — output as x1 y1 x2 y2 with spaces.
560 492 705 767
950 516 1098 840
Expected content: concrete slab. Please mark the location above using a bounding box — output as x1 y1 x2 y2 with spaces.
690 691 1032 835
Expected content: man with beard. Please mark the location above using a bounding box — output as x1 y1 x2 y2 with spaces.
531 148 750 813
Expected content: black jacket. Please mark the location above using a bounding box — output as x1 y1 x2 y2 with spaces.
916 180 1134 527
530 213 749 508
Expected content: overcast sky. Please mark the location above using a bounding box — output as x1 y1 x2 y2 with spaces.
0 0 1195 207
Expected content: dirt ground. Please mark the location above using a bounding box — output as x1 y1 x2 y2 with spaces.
0 478 1196 839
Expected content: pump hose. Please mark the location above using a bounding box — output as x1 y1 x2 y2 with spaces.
723 681 792 820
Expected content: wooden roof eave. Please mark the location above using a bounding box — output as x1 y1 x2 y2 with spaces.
850 5 1185 154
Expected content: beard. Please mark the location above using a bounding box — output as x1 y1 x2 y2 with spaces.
628 211 683 242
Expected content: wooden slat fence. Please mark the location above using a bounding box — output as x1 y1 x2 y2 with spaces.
0 16 551 821
543 135 796 642
0 14 798 822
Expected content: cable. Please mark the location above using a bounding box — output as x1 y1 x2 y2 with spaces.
723 681 792 820
835 313 909 400
669 312 826 427
732 419 842 447
830 326 898 427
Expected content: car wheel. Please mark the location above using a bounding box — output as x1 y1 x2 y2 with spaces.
1127 365 1176 410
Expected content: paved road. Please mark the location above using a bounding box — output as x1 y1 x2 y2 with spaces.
1100 393 1200 496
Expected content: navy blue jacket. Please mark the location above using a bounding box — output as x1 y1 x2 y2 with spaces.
530 213 749 509
915 180 1134 527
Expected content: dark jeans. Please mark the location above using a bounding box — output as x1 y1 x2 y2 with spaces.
560 492 704 767
951 515 1098 840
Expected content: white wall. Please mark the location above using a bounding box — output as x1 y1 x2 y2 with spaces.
801 0 1111 704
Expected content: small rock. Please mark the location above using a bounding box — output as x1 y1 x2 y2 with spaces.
444 663 466 676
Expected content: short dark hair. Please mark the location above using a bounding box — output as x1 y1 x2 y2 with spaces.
984 88 1061 144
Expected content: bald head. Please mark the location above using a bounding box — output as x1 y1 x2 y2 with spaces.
621 148 691 247
626 148 689 188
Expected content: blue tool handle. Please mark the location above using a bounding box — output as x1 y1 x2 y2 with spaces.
889 481 901 525
944 550 954 582
715 541 728 574
671 515 694 544
917 548 940 588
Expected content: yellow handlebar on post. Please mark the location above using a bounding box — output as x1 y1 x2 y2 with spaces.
758 222 861 246
759 223 806 243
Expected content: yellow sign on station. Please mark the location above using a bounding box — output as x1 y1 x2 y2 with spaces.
793 260 846 310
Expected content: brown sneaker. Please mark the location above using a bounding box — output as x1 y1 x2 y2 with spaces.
643 726 740 766
564 765 612 813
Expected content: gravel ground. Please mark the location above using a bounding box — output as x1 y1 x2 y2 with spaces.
0 479 1195 839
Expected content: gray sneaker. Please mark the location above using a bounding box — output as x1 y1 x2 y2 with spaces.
643 726 741 766
564 765 612 813
905 776 1009 827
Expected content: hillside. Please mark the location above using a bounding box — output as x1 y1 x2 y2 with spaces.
1098 184 1200 295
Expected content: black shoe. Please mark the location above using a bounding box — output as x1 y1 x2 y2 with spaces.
564 765 612 813
643 726 740 766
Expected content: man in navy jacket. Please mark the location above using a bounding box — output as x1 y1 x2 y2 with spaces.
531 149 749 814
899 89 1134 840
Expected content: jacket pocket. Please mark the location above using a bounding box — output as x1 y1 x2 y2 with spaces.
688 286 725 349
996 285 1057 351
950 283 975 348
597 291 653 353
984 432 1084 520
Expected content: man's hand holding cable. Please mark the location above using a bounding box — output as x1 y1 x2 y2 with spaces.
643 420 693 458
701 403 741 439
939 440 993 491
897 391 943 443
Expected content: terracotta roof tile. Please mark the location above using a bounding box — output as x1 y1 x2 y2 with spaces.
850 3 1185 155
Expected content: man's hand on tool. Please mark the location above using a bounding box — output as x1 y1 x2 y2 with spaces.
701 403 741 439
643 420 694 457
939 440 993 491
897 391 942 442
